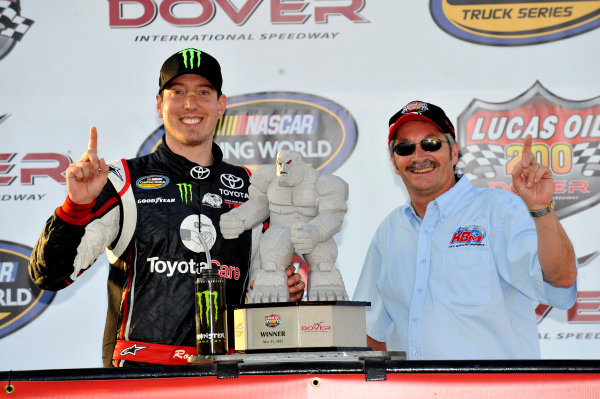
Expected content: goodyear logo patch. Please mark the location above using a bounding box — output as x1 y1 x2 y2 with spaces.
457 81 600 218
430 0 600 46
0 240 55 338
138 92 358 173
136 175 169 189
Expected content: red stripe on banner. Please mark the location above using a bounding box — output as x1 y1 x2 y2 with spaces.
7 373 600 398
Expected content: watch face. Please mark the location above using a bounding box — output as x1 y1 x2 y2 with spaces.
530 200 555 218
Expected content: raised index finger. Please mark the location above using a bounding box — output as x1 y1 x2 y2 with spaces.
522 134 532 158
88 126 98 153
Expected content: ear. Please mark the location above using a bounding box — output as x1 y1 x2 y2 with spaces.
156 94 163 119
217 94 227 118
390 153 401 175
451 140 459 167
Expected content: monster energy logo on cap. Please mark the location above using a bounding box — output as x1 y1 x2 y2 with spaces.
177 183 193 204
179 48 201 69
158 48 223 94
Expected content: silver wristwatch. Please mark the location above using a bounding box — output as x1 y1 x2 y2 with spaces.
529 199 556 218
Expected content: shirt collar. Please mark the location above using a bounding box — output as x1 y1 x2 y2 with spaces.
402 175 473 224
154 135 224 182
434 175 471 221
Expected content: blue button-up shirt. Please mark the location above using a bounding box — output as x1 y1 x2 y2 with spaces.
353 176 576 360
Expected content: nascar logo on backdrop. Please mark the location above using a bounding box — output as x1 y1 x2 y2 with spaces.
0 0 34 61
457 81 600 219
430 0 600 46
139 92 358 173
0 240 55 338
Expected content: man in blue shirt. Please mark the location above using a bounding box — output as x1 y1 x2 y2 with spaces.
353 100 577 360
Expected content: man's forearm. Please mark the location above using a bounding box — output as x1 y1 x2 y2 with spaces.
534 212 577 287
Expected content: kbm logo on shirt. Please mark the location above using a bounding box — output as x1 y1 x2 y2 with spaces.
448 225 486 248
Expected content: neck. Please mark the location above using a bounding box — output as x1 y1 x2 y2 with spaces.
409 197 432 219
165 136 214 166
408 179 457 219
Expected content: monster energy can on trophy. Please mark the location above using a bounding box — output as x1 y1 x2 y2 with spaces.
195 268 227 355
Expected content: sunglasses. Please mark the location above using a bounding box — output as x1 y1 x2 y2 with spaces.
393 137 449 156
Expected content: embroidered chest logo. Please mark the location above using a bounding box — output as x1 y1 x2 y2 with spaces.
177 183 193 204
109 164 123 181
220 173 244 189
449 225 486 248
190 166 210 180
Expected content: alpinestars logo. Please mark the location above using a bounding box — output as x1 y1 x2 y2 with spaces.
177 183 192 204
197 290 219 327
179 48 201 69
109 164 123 181
120 343 147 356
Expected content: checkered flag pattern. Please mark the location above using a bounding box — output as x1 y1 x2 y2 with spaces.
457 144 507 180
0 1 33 41
573 141 600 177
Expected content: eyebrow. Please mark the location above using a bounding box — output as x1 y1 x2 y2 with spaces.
167 83 215 90
397 133 440 142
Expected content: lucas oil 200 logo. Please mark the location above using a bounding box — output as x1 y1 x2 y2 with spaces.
457 81 600 219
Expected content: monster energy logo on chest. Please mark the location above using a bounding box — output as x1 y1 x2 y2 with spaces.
177 183 192 204
179 48 202 69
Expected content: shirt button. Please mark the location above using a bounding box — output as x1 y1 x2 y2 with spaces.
417 289 423 294
412 318 417 323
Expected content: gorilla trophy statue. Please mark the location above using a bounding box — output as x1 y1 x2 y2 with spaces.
220 150 349 303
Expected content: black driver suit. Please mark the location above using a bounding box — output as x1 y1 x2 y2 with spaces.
29 138 252 367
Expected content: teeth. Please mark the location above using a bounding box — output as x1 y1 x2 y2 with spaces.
412 166 434 174
181 117 201 124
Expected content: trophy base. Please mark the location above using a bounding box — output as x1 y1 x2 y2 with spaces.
231 301 370 353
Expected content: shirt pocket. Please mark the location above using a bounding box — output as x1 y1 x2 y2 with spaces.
431 246 494 308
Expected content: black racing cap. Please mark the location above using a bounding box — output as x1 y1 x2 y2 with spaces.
388 101 455 144
158 48 222 95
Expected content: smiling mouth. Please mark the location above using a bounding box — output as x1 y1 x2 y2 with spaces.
180 117 203 125
408 161 437 174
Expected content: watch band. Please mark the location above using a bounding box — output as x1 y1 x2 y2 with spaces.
529 199 556 218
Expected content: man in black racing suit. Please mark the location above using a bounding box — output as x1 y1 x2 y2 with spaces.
28 48 305 367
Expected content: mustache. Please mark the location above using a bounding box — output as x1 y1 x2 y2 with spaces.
407 160 438 171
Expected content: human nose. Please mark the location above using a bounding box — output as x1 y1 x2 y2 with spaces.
184 90 199 108
411 141 428 158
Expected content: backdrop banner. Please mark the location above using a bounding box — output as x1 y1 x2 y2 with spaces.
0 0 598 370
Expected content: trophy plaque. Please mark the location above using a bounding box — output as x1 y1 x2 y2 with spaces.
233 301 369 352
